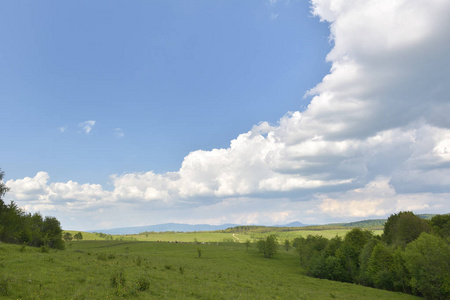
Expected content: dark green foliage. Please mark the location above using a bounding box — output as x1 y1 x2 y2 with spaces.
0 170 64 249
403 233 450 300
0 169 9 200
284 239 291 251
135 276 150 291
367 243 395 290
257 234 279 258
245 239 251 251
63 232 73 241
308 254 347 281
296 235 328 266
383 211 431 247
110 269 126 288
0 275 10 296
74 232 83 241
300 212 450 299
429 214 450 239
336 228 373 282
358 238 380 286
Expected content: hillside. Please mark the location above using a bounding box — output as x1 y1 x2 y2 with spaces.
87 215 439 235
0 240 419 299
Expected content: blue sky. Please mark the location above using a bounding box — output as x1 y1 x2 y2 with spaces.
2 0 450 230
1 0 329 184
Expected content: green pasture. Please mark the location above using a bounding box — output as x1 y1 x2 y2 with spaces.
248 229 383 241
0 240 418 299
71 228 383 243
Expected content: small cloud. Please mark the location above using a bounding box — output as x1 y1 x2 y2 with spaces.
270 13 279 20
114 128 125 138
57 126 67 133
78 120 96 134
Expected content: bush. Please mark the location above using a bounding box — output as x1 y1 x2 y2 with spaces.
403 233 450 299
110 269 126 288
383 211 431 247
40 245 50 253
136 276 150 291
0 276 10 296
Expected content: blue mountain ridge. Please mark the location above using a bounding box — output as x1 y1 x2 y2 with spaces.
89 221 307 235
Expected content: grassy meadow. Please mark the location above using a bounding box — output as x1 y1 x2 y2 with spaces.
0 237 419 299
66 228 383 243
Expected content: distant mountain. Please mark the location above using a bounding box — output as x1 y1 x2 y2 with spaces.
89 221 308 235
89 215 440 235
89 223 240 235
276 221 307 227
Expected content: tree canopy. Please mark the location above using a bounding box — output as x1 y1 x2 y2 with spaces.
0 169 64 249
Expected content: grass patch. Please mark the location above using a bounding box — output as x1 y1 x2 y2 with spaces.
0 240 420 299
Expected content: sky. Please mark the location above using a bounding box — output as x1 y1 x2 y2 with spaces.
2 0 450 231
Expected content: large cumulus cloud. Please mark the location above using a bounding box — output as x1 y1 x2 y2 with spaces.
5 0 450 229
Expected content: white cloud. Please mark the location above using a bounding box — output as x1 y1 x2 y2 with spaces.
5 0 450 229
78 120 96 134
57 126 67 133
114 128 125 138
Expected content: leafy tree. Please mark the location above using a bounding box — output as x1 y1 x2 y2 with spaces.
63 232 73 241
0 169 9 201
296 235 328 267
284 239 291 251
323 235 343 258
429 214 450 240
358 238 380 286
0 169 65 249
367 243 395 290
74 232 83 241
258 235 278 258
383 211 431 247
245 239 251 251
403 233 450 299
43 216 65 249
391 247 411 294
336 228 373 282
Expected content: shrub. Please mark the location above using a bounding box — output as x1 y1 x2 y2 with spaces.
136 276 150 291
97 253 107 261
135 255 142 266
383 211 431 247
403 233 450 299
0 276 9 296
110 269 126 288
40 245 50 253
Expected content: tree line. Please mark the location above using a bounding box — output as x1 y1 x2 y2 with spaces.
294 211 449 299
0 169 64 249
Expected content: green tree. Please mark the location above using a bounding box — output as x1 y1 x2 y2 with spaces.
296 235 328 267
336 228 373 282
429 214 450 240
258 235 278 258
0 169 9 201
358 238 380 286
403 233 450 299
245 239 251 251
284 239 291 251
264 234 278 258
63 232 73 241
74 232 83 241
367 243 395 290
383 211 431 247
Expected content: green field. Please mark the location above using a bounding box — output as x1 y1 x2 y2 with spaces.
67 228 383 243
0 240 418 299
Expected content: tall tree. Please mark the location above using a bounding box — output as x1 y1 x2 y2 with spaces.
403 233 450 299
383 211 431 247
